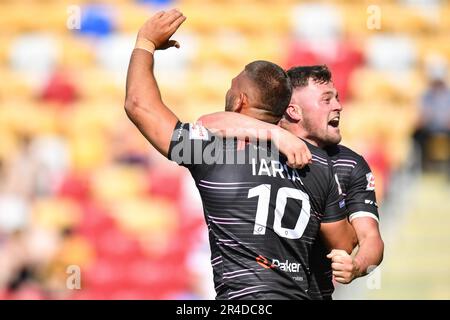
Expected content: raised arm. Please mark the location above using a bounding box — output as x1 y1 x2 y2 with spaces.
199 112 312 168
124 9 187 157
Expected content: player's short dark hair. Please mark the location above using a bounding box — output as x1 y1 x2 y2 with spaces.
244 60 292 122
287 65 332 88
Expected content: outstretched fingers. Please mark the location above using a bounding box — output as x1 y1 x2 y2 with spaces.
162 8 183 25
171 14 187 29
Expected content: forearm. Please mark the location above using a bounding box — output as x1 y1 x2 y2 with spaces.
327 218 382 284
126 49 158 104
124 49 178 156
199 112 282 141
198 111 312 169
353 234 384 277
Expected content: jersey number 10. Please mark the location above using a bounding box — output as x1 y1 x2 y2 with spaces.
248 185 311 240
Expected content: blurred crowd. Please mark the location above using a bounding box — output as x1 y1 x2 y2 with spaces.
0 0 449 299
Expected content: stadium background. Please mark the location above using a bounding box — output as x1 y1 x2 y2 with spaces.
0 0 449 299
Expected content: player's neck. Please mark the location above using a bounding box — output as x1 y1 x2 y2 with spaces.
242 108 279 125
280 122 319 147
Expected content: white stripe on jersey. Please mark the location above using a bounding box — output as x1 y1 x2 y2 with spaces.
331 159 357 165
312 157 328 166
217 242 240 246
208 215 242 221
212 260 223 267
215 283 225 290
198 184 252 189
349 211 379 223
333 163 355 168
228 285 268 299
223 269 252 275
312 154 328 163
229 288 267 299
200 180 255 185
224 272 255 279
212 221 248 225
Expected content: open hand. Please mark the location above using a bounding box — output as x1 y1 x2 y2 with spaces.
137 9 187 50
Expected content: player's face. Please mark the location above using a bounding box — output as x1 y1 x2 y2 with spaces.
294 79 343 147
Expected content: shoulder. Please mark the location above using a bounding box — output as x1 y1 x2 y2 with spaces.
326 144 360 159
326 144 370 168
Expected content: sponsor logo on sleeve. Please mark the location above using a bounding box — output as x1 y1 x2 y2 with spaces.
366 172 376 191
364 199 378 207
189 123 209 140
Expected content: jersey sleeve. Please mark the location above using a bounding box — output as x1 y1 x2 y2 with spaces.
167 121 221 172
322 165 347 223
345 156 380 222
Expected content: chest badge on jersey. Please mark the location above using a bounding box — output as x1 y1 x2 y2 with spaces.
366 172 376 191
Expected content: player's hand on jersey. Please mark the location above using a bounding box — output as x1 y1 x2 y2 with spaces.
327 249 360 284
138 9 187 50
273 129 312 169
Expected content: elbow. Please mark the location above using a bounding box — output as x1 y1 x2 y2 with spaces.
197 114 216 130
197 114 225 134
197 114 208 124
378 238 385 265
124 95 144 120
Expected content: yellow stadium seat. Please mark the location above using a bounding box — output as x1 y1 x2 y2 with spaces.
110 196 179 256
32 197 82 231
116 3 153 33
348 68 426 104
75 67 124 101
68 131 108 171
64 99 123 137
91 165 149 202
111 196 178 236
0 69 34 100
0 37 12 66
59 35 96 67
55 235 96 269
415 35 450 63
0 100 60 137
0 129 19 162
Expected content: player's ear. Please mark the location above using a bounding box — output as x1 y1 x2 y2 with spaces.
285 104 302 122
235 92 247 113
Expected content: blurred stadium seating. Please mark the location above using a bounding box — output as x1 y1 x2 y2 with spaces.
0 0 449 300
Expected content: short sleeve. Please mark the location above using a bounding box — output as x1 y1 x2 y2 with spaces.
168 121 221 171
